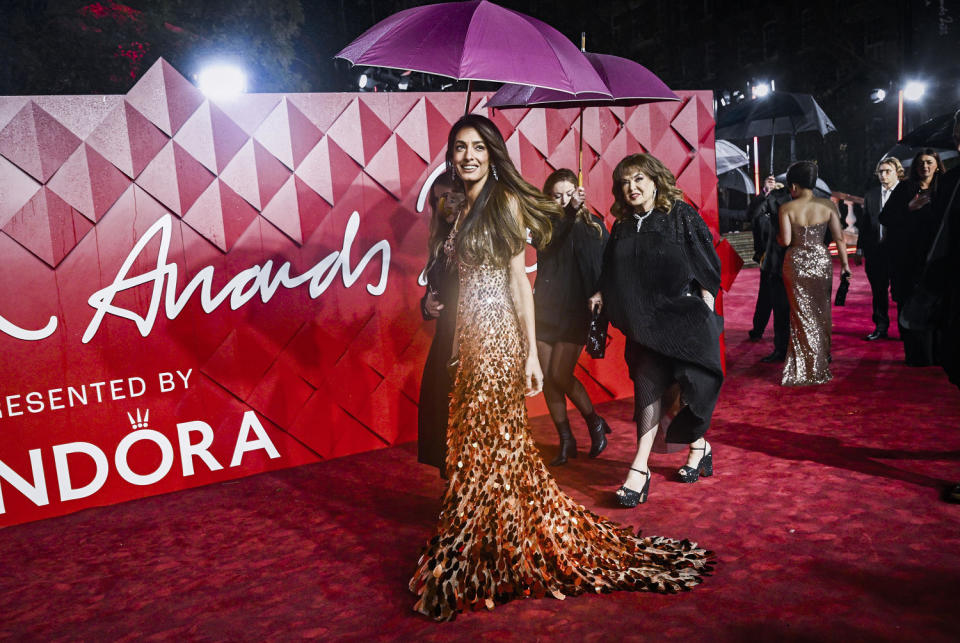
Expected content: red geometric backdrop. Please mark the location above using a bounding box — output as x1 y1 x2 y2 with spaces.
0 59 724 528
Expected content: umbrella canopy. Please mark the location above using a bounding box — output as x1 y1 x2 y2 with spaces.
718 168 755 194
716 92 837 139
883 112 960 170
335 0 610 97
900 112 958 149
715 139 750 175
486 52 677 109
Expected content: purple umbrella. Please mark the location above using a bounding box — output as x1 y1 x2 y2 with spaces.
335 0 611 113
488 52 678 109
487 52 679 182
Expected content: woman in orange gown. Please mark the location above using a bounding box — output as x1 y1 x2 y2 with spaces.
409 115 714 621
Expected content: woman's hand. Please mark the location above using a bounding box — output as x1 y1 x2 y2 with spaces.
842 267 852 279
908 192 931 211
571 186 586 210
424 290 444 318
588 291 603 313
525 354 543 397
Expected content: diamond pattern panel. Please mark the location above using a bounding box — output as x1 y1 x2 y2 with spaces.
86 100 170 179
135 140 216 216
0 101 82 183
0 155 41 228
46 143 131 222
126 58 204 137
2 187 93 268
0 57 724 528
173 101 249 174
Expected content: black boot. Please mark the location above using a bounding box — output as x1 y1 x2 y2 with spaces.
586 415 609 458
550 420 577 466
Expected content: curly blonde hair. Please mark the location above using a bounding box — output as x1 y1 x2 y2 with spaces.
610 154 684 220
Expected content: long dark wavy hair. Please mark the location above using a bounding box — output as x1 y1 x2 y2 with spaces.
909 148 946 196
543 168 604 238
446 115 557 265
610 153 684 221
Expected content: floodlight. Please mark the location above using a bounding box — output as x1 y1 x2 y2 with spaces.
870 88 887 103
197 64 247 102
903 81 926 102
752 82 771 99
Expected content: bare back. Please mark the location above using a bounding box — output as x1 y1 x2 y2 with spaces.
778 193 846 253
780 195 836 227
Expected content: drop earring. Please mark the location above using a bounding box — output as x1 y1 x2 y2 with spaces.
491 165 499 181
447 160 455 182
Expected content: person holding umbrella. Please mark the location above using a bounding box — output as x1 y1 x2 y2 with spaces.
595 153 724 507
409 116 713 621
534 168 611 465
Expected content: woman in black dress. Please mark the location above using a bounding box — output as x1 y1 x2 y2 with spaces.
417 173 465 477
879 148 946 366
534 169 611 465
597 153 724 506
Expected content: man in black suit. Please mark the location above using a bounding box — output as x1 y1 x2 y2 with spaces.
857 157 903 340
756 184 794 362
747 175 778 341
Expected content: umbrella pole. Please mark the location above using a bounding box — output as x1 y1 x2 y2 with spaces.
790 134 796 162
578 109 584 186
769 135 775 175
464 80 472 115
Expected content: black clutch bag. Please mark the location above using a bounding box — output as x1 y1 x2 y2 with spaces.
586 306 609 359
834 273 850 306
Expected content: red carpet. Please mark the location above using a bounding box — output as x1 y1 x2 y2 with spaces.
2 266 960 641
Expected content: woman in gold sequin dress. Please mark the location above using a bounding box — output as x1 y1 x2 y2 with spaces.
409 115 713 622
777 161 851 386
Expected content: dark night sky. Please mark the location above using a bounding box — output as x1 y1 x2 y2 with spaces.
1 0 958 192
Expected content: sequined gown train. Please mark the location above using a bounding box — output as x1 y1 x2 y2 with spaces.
409 258 714 621
782 222 832 385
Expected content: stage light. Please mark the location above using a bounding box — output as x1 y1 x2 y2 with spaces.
870 88 887 103
751 81 771 99
358 73 369 89
197 64 247 101
903 81 926 101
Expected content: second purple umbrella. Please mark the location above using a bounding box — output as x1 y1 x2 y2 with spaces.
335 0 611 114
488 52 679 182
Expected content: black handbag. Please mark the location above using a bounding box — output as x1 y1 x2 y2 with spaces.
834 273 850 306
586 305 609 359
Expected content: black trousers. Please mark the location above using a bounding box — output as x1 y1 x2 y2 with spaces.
769 271 790 355
864 251 892 333
751 269 773 336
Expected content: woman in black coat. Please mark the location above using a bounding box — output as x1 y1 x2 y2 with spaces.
879 148 946 366
596 153 724 506
417 174 465 477
534 169 611 465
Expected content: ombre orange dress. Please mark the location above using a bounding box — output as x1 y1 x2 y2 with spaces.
409 257 714 621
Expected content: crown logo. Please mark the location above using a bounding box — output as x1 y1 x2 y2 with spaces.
127 408 149 429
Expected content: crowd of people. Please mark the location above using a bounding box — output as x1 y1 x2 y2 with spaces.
410 110 960 620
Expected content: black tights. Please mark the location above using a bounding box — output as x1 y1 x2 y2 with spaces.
537 341 596 427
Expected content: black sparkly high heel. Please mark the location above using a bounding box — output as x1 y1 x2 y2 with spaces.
587 416 609 458
678 442 713 483
615 468 650 507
